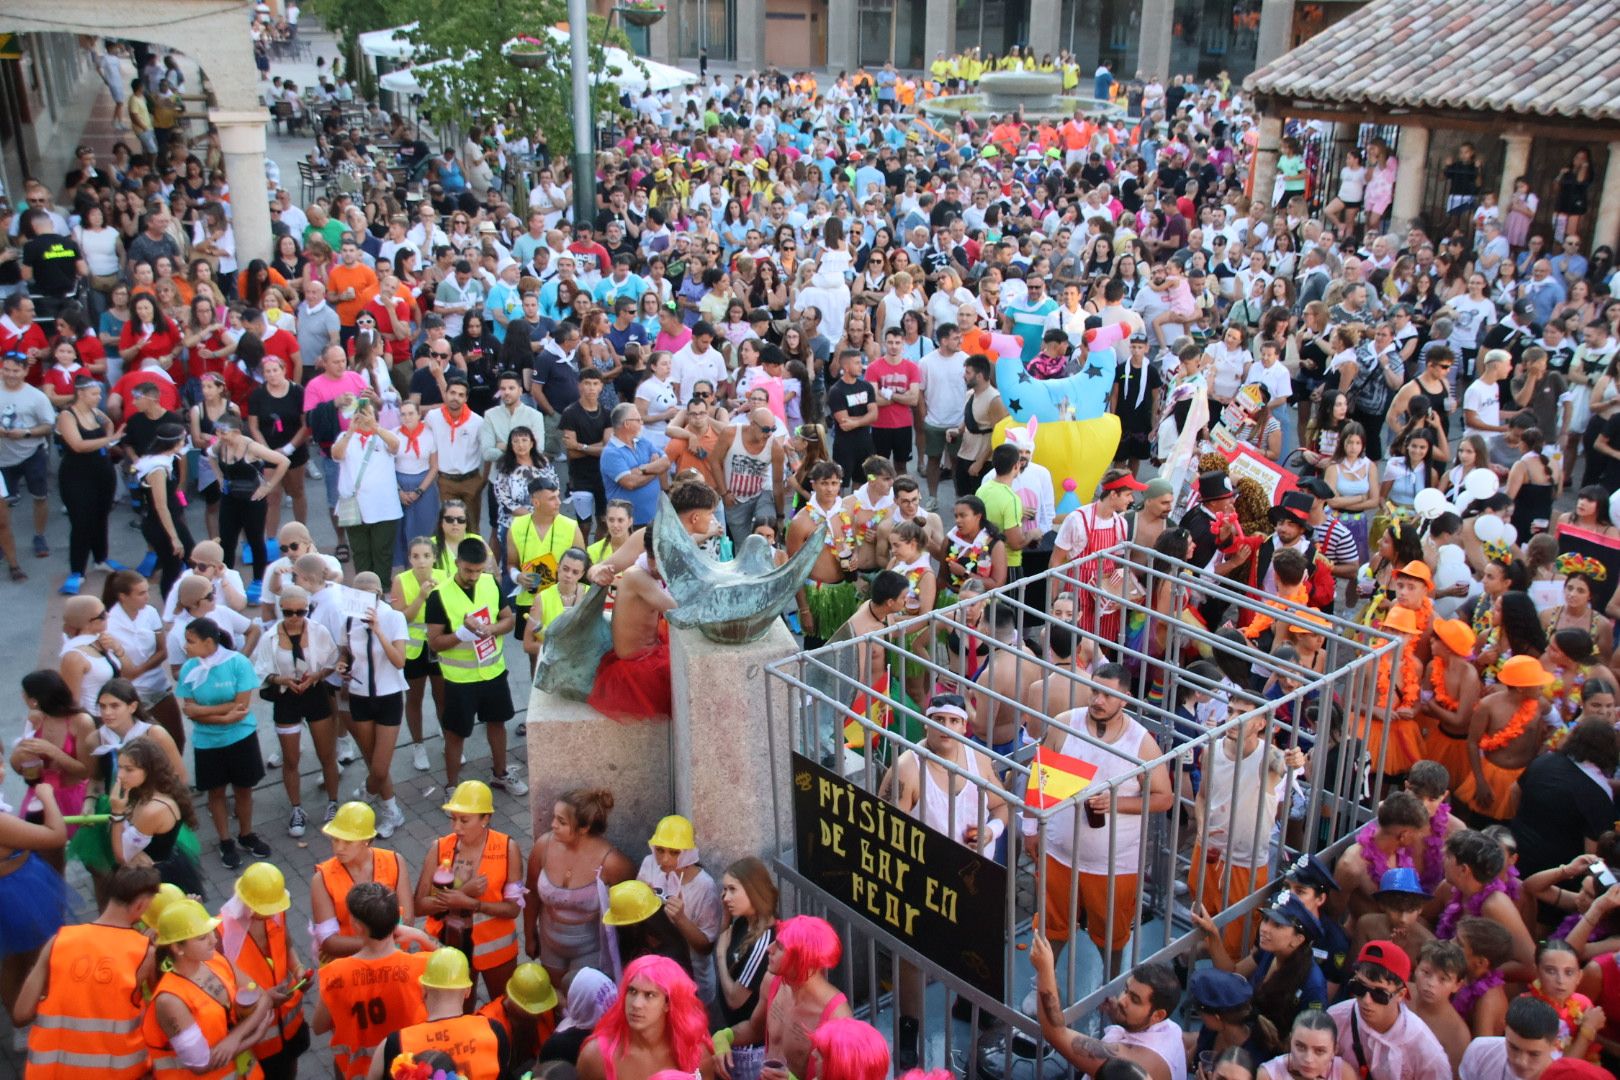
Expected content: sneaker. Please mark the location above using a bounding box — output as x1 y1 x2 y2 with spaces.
515 722 526 738
219 837 242 869
266 747 282 768
96 559 127 572
135 551 158 578
337 734 360 764
59 573 83 596
492 766 529 796
412 742 430 771
377 802 405 839
307 459 323 480
245 580 263 606
287 806 307 838
324 800 339 823
238 832 271 859
32 535 48 558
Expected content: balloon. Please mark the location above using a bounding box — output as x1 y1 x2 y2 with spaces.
1413 488 1453 520
994 414 1120 519
1473 514 1505 544
1463 468 1499 500
1502 522 1518 547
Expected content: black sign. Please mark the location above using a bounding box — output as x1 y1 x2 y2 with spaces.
791 751 1007 998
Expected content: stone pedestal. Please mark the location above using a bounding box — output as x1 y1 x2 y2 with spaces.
669 620 798 875
526 687 674 857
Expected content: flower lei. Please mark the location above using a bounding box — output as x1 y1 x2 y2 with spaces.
1436 874 1509 939
1419 801 1450 894
1451 967 1506 1019
391 1053 468 1080
1481 628 1510 685
1529 982 1596 1057
1428 659 1460 711
1376 646 1422 713
1479 697 1540 752
947 530 991 590
1355 819 1414 883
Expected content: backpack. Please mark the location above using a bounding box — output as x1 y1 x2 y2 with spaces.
1304 537 1337 612
1350 343 1391 415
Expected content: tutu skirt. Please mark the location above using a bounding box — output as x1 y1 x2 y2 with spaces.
587 622 672 722
0 852 75 956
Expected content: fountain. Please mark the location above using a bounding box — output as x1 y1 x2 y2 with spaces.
922 69 1123 124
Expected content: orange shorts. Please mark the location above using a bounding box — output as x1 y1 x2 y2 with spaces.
1455 757 1524 821
1355 713 1425 777
1189 844 1270 957
1422 726 1472 792
1040 855 1138 951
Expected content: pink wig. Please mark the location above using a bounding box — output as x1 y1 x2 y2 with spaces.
808 1018 889 1080
773 915 842 987
897 1072 954 1080
586 955 712 1072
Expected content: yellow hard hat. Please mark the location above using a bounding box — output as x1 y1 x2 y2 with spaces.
602 880 662 926
323 801 378 842
141 882 188 930
648 814 696 851
420 946 474 990
234 862 292 917
442 780 494 816
506 962 559 1014
155 899 221 946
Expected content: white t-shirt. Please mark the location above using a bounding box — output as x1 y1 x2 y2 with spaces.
107 603 170 696
262 553 342 610
918 348 969 428
635 856 723 1003
1244 358 1292 405
333 605 409 697
1458 1037 1522 1080
670 344 727 399
1448 295 1497 350
161 570 247 624
1462 378 1501 434
165 606 255 669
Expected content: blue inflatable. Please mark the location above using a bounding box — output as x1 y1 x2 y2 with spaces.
977 322 1133 422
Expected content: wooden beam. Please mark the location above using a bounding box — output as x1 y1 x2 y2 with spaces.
1250 94 1620 140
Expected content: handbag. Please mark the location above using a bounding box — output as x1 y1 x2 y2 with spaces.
334 434 378 528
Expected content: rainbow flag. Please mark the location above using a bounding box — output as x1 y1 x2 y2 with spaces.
844 671 892 749
1027 746 1099 808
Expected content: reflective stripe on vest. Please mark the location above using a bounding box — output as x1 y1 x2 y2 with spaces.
398 568 445 660
28 923 150 1080
229 914 304 1058
434 574 506 683
143 955 262 1080
423 831 518 970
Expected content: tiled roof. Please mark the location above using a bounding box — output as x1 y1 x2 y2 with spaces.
1244 0 1620 123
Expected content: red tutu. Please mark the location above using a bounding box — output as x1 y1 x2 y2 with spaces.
587 622 672 722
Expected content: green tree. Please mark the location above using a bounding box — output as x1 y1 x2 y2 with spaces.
402 0 635 160
304 0 396 99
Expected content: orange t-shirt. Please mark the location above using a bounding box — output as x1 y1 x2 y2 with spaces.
328 262 379 327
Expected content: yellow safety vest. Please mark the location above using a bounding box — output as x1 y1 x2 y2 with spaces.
434 574 506 684
509 513 578 608
398 568 447 660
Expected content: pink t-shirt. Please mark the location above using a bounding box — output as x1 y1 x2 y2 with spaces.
654 328 692 355
867 357 920 429
300 371 369 429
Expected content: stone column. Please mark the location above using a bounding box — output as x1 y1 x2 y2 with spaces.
827 0 858 71
1028 0 1061 56
1254 0 1295 70
1498 131 1532 207
734 0 766 71
1249 115 1282 209
1392 124 1431 232
1137 0 1173 82
924 0 955 62
212 112 273 264
669 621 798 873
1592 141 1620 254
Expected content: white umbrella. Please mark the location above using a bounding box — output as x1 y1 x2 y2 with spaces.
359 23 419 60
525 29 697 93
378 59 456 96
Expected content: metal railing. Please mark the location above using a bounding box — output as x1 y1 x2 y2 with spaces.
764 543 1404 1072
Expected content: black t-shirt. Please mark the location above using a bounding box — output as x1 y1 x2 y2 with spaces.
123 409 185 456
930 199 963 229
825 378 877 450
22 234 83 297
1596 412 1620 488
1510 752 1618 876
558 401 609 488
407 366 445 406
380 1018 510 1080
422 575 512 632
247 382 306 453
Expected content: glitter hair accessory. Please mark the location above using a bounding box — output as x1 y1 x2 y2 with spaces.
1556 553 1607 581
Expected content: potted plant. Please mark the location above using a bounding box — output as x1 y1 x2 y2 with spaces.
614 0 666 27
508 36 548 69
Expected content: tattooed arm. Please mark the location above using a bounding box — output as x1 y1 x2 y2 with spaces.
1029 933 1122 1072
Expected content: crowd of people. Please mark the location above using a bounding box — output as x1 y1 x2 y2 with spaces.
6 12 1620 1080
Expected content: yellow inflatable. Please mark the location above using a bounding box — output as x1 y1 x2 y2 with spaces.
993 414 1121 518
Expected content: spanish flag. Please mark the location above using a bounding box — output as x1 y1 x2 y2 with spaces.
1027 746 1098 809
844 671 892 749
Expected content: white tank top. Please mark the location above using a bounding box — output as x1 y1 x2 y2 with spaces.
1048 714 1150 874
911 748 986 846
1103 1018 1188 1080
1201 737 1282 869
724 431 774 500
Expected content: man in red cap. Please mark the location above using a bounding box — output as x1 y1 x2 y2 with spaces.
1327 940 1451 1079
1054 466 1146 648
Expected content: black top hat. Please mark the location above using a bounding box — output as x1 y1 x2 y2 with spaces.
1268 489 1314 526
1198 471 1235 502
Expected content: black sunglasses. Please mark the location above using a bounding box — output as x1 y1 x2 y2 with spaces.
281 607 308 616
442 515 467 524
1348 978 1398 1005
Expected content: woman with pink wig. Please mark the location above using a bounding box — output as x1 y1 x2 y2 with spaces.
714 915 853 1080
578 955 714 1080
807 1018 890 1080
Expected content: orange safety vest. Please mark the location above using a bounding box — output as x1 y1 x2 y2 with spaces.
230 914 306 1058
398 1014 503 1080
317 848 404 937
26 923 151 1079
320 950 431 1080
477 996 557 1065
142 955 265 1080
423 831 519 970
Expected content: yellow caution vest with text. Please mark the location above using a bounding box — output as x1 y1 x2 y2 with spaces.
398 568 447 660
509 512 578 607
434 574 507 684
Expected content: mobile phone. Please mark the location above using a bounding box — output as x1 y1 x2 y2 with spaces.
1594 860 1618 891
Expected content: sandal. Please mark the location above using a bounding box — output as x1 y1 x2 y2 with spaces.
334 543 351 562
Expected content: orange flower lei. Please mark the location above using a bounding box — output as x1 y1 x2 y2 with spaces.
1479 697 1540 752
1377 645 1422 712
1428 659 1460 711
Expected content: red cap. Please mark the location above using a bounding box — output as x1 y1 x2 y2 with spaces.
1355 940 1411 984
1102 474 1149 493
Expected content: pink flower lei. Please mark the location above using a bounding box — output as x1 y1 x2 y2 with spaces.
1451 967 1505 1019
1356 819 1414 883
1418 802 1450 894
1436 875 1509 940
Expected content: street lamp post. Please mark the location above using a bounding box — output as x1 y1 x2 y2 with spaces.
568 0 596 227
